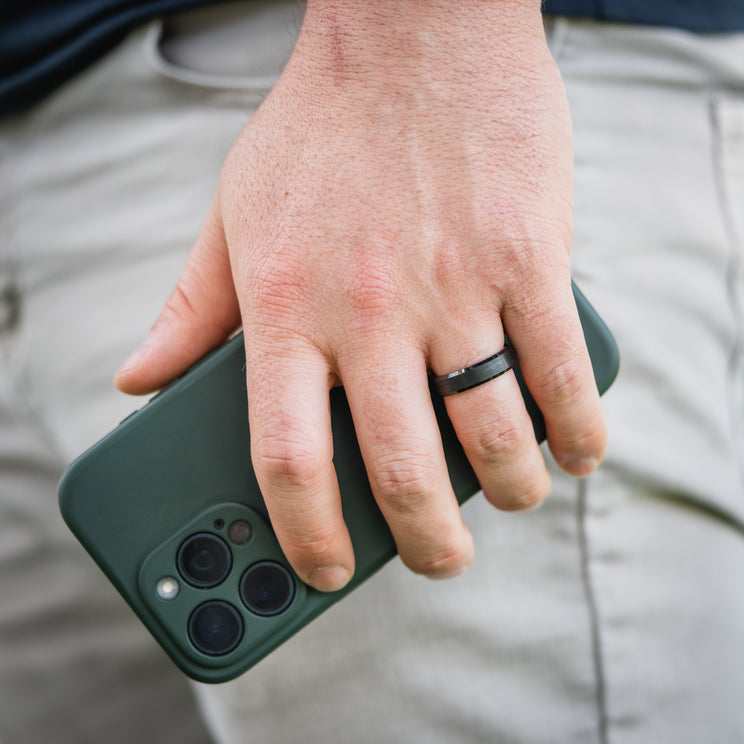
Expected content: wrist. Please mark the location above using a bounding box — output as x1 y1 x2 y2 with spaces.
302 0 543 32
294 0 549 89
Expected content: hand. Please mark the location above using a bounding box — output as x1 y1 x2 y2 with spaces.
115 0 607 592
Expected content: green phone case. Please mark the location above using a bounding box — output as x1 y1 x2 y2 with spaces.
58 282 619 683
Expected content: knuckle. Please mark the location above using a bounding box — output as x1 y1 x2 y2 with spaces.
430 241 472 294
159 283 200 326
411 542 470 577
346 253 400 320
493 482 549 512
284 530 340 570
252 431 329 490
538 356 585 408
158 276 237 338
372 452 436 514
488 213 571 281
252 257 308 320
465 414 525 467
559 415 607 459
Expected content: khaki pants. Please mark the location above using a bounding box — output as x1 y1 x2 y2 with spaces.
1 5 742 743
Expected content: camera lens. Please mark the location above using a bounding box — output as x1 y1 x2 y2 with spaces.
177 532 232 588
240 561 296 617
188 601 243 656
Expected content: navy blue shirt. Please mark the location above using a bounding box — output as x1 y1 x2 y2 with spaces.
543 0 744 32
0 0 225 117
2 0 744 118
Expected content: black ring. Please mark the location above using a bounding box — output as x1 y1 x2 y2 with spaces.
432 345 517 396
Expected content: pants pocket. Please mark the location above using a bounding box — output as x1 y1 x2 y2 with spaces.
145 0 303 97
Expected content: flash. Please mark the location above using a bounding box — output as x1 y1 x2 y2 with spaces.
156 576 180 600
228 520 253 546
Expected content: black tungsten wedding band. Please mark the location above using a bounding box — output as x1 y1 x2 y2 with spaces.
432 345 517 396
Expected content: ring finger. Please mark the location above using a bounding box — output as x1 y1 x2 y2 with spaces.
429 322 551 512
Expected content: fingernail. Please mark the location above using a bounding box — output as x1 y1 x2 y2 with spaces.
521 498 546 513
561 456 599 478
308 565 352 592
427 563 470 581
117 342 150 375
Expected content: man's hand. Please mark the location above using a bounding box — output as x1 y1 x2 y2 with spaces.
115 0 606 592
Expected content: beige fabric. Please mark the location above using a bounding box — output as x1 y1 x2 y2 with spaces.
0 6 742 743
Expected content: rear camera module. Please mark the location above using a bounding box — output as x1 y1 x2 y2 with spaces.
240 561 296 617
177 532 232 588
188 600 243 656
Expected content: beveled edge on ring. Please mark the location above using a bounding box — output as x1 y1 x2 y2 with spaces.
432 345 517 396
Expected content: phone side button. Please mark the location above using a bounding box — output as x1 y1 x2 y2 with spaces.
119 410 139 426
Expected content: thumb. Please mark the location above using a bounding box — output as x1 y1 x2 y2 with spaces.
115 201 241 395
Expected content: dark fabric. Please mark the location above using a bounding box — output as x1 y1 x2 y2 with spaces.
543 0 744 32
2 0 744 119
0 0 238 118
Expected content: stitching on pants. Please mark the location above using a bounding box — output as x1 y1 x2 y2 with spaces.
577 478 609 744
709 94 744 492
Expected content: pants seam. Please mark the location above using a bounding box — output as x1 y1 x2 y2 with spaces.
577 478 609 744
709 93 744 493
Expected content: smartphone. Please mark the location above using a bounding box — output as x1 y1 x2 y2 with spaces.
58 281 619 683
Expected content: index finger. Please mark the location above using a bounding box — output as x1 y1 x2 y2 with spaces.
246 340 356 593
